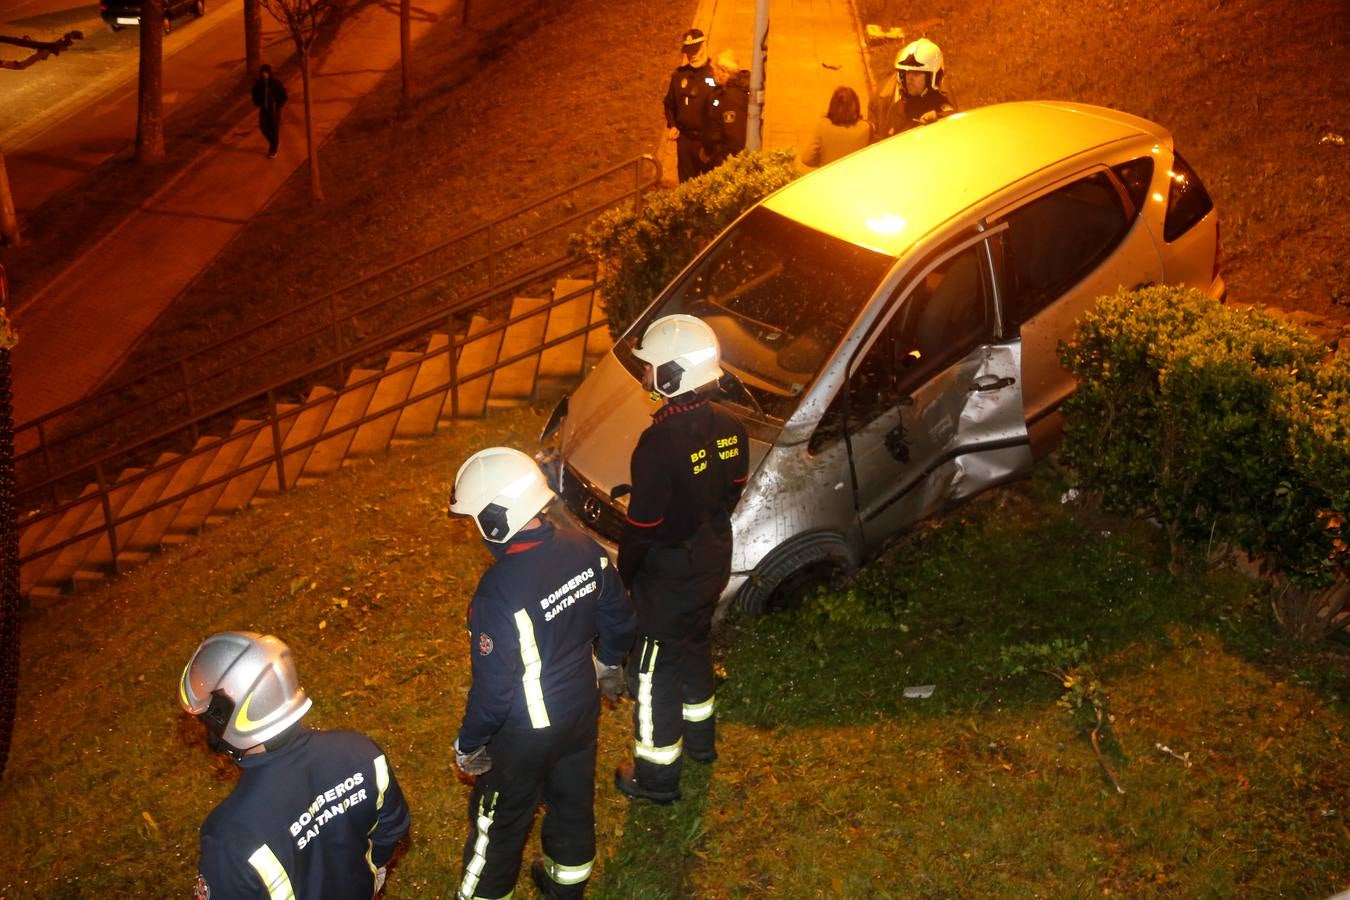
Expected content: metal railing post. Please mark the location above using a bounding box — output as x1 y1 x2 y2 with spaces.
267 390 288 493
93 462 120 575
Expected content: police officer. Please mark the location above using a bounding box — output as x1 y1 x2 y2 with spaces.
664 28 718 182
448 447 634 900
871 37 956 140
614 315 748 804
180 631 411 900
701 49 750 169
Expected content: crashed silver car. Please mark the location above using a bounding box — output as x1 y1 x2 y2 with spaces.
544 101 1224 614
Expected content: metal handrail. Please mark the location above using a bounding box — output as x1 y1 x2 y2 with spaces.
18 274 608 577
16 154 658 477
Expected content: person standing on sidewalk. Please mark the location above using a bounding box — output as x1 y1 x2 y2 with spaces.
448 447 634 900
663 29 718 182
803 86 872 167
614 315 748 805
871 38 955 141
252 64 288 159
701 50 750 170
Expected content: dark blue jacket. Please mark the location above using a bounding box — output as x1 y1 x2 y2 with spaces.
456 520 634 751
197 728 410 899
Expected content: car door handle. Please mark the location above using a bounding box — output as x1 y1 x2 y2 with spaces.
969 375 1015 392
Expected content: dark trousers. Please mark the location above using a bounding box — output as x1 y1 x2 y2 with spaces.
458 702 598 900
675 132 707 183
627 523 731 792
259 111 281 154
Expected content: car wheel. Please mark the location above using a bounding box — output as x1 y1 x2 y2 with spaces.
108 21 123 31
162 14 172 34
194 0 204 16
734 533 855 615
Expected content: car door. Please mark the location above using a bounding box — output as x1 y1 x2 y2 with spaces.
835 228 1034 553
987 162 1162 431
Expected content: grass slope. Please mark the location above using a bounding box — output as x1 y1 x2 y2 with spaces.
3 409 1347 897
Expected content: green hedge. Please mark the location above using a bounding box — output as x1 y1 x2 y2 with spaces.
570 149 799 337
1059 286 1348 638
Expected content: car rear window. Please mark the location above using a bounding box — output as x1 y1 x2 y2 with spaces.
1163 151 1215 242
1111 157 1154 215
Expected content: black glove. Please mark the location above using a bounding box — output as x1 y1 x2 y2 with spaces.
454 740 492 776
595 657 625 702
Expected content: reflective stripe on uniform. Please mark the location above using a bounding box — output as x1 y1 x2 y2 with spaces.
513 609 550 728
373 754 390 809
541 853 595 885
247 844 296 900
682 694 715 723
458 791 500 900
634 639 682 765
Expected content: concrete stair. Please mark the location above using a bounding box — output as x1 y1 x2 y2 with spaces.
16 276 606 599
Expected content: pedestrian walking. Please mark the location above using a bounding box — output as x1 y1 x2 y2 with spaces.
614 315 748 804
803 86 872 167
179 631 411 900
448 447 635 900
871 38 956 141
251 64 288 159
701 50 750 170
664 29 718 182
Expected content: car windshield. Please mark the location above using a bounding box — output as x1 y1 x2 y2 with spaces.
617 207 894 422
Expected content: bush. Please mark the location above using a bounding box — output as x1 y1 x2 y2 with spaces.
570 149 799 337
1059 286 1349 640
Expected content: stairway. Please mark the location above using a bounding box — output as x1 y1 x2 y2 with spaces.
17 278 610 599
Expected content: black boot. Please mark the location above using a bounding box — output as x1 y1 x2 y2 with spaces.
614 763 680 804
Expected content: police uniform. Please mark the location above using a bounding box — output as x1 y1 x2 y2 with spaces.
664 59 718 182
703 69 750 168
618 397 748 796
196 728 410 900
456 520 634 900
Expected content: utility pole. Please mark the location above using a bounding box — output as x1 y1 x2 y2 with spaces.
745 0 768 151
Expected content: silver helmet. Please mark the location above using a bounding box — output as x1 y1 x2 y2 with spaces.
179 631 312 753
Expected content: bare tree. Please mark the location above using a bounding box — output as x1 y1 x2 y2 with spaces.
135 0 166 164
0 31 85 244
399 0 411 101
259 0 337 201
244 0 262 77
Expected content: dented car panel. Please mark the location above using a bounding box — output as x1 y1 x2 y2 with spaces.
547 101 1223 614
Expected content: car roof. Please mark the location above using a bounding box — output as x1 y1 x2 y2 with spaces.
762 101 1171 257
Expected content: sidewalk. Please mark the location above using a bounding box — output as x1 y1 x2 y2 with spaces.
9 0 870 429
7 0 461 427
657 0 870 181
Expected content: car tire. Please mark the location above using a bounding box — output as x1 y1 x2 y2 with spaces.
734 533 855 616
162 14 172 34
108 22 123 31
194 0 204 16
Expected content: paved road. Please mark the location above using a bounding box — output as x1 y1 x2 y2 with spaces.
0 0 286 215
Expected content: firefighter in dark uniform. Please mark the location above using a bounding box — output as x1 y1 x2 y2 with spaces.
614 315 749 804
871 38 956 141
664 28 718 182
179 631 411 900
701 49 751 170
448 447 635 900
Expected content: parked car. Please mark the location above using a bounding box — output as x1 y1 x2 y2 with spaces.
101 0 204 33
544 101 1223 615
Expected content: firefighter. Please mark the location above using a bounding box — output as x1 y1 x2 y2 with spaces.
179 631 411 900
614 315 749 804
871 37 956 140
664 28 718 182
448 447 635 900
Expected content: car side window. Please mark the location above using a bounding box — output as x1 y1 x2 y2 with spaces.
994 172 1131 332
809 245 992 452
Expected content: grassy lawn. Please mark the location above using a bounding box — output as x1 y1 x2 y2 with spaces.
3 408 1346 897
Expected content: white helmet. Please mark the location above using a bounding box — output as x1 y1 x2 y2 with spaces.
632 314 723 398
449 446 555 543
895 38 945 91
179 631 312 755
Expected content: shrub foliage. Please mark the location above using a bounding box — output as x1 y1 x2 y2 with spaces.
570 149 799 337
1059 286 1349 639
